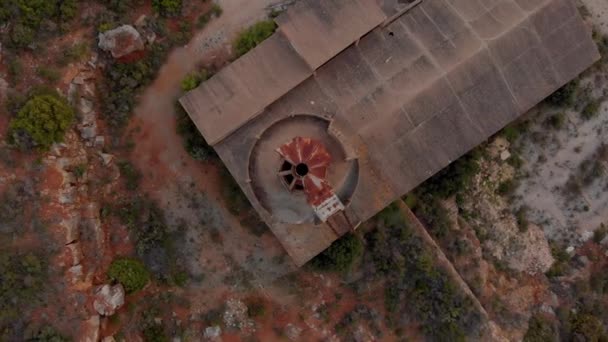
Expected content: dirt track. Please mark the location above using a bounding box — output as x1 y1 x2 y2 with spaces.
129 0 296 290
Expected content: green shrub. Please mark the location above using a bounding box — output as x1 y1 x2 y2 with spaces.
593 224 607 244
247 298 266 318
497 179 517 196
60 42 88 65
36 66 61 83
0 251 46 336
570 313 608 341
24 325 69 342
416 148 481 199
547 80 578 108
8 94 74 151
181 70 208 91
310 234 364 273
581 100 601 120
101 43 170 129
152 0 182 17
515 206 529 233
523 315 557 342
175 102 215 162
369 210 479 341
108 258 150 293
234 20 277 57
117 161 142 191
545 112 566 129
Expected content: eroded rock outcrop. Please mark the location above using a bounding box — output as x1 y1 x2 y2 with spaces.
98 25 144 58
93 284 125 316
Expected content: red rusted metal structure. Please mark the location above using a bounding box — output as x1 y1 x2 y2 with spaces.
276 137 346 223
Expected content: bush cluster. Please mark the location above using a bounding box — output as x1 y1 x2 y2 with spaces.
8 94 74 151
0 0 78 49
310 233 364 273
0 251 47 340
152 0 182 17
101 44 169 129
368 204 480 341
108 257 150 293
234 20 277 57
546 80 579 108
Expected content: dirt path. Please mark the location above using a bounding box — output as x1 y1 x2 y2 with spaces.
129 0 295 288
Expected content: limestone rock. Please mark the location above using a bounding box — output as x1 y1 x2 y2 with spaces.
284 324 302 341
93 284 125 316
203 326 221 340
80 315 100 342
68 264 84 284
98 25 145 58
223 299 253 331
63 214 80 244
66 242 83 266
79 98 94 114
94 136 105 148
99 152 114 166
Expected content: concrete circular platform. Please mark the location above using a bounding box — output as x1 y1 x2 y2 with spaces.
248 115 358 225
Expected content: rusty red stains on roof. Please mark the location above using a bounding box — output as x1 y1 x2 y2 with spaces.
276 137 336 206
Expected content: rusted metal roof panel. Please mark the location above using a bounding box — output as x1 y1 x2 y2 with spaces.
275 0 386 69
179 33 312 145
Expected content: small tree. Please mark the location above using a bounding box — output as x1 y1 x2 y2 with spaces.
152 0 182 17
108 258 150 293
310 234 363 272
234 20 277 57
8 94 74 151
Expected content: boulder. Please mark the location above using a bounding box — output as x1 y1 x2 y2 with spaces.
284 324 302 341
93 284 125 316
79 98 94 114
98 25 145 58
203 326 221 340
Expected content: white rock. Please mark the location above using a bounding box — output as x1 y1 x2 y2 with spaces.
93 284 125 316
99 153 114 166
566 246 575 254
284 324 302 341
204 326 221 340
68 264 84 284
500 150 511 161
79 98 94 114
94 136 105 148
98 25 145 58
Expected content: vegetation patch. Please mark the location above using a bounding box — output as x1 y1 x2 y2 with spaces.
8 94 74 151
310 233 364 273
108 257 150 294
546 80 579 108
523 314 558 342
234 20 277 57
0 251 47 340
152 0 182 17
368 204 480 341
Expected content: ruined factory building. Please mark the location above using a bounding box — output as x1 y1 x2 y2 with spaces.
180 0 600 266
